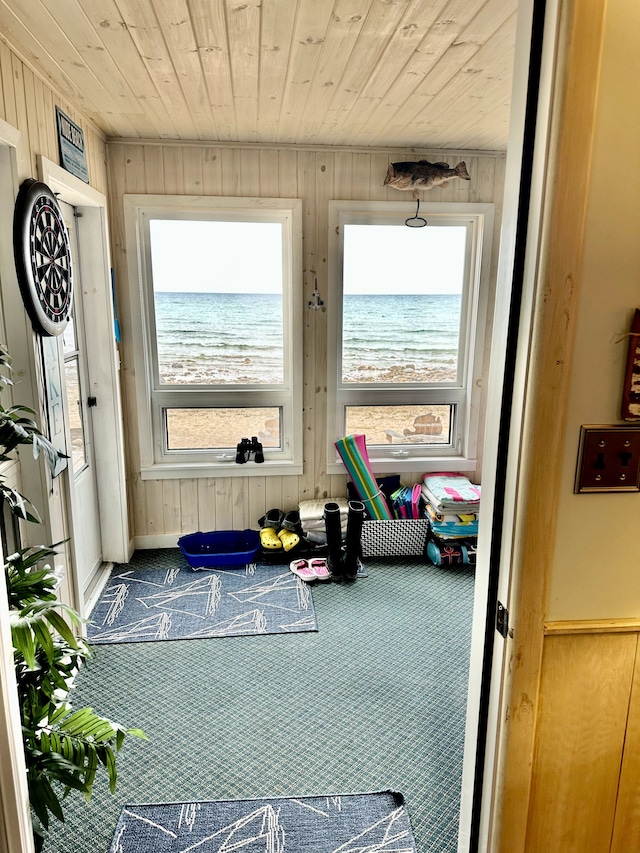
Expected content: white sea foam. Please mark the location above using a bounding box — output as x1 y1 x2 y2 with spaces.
154 291 461 384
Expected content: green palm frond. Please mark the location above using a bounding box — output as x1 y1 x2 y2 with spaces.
0 404 67 469
7 558 147 848
30 708 146 804
0 341 67 493
1 482 41 522
1 344 147 851
6 545 62 607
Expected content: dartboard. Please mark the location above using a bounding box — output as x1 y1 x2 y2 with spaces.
13 179 73 337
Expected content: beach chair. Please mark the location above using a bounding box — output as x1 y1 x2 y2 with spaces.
259 416 282 447
259 416 280 438
385 413 443 443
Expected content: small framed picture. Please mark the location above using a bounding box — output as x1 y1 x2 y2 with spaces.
621 308 640 421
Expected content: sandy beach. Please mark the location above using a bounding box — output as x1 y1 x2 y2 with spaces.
165 401 451 451
166 407 281 451
161 357 456 450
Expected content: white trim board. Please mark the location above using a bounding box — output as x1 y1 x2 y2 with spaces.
460 0 564 850
134 534 186 550
38 156 130 567
0 119 36 853
123 193 304 478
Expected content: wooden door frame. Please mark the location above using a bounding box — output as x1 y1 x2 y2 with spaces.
0 119 36 853
457 0 562 845
38 157 131 608
459 0 607 849
0 144 131 853
0 1 607 849
481 1 608 850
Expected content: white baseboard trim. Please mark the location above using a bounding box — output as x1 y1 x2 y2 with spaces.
83 563 114 625
134 534 182 550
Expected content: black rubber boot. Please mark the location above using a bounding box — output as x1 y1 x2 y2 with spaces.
323 502 344 580
343 500 365 580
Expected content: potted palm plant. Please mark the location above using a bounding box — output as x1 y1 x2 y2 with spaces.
0 344 144 851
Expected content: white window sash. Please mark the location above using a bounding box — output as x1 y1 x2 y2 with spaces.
124 194 303 478
327 200 494 474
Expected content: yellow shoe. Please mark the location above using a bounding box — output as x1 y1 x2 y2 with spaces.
260 527 282 550
278 528 300 552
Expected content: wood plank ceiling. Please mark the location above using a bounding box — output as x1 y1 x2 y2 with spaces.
0 0 518 150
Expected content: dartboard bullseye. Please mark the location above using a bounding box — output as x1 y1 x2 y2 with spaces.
13 179 74 337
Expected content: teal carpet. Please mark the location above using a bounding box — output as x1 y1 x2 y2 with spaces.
43 554 475 853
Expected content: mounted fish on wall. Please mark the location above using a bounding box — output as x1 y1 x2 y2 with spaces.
384 159 471 198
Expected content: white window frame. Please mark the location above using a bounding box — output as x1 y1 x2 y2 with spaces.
124 194 303 479
327 200 494 475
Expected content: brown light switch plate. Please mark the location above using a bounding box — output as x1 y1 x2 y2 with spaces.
575 425 640 492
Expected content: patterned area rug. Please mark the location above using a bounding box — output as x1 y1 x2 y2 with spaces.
88 551 317 643
109 791 416 853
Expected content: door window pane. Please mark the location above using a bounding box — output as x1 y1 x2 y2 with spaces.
65 358 87 473
149 220 284 386
342 224 466 384
62 314 77 354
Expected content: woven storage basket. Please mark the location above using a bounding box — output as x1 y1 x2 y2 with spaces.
361 518 430 557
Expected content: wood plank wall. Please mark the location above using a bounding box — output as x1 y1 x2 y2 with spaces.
0 41 106 609
3 24 640 853
525 626 640 851
105 141 506 541
0 38 107 193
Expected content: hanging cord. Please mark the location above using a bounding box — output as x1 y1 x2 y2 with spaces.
405 197 427 228
308 277 325 310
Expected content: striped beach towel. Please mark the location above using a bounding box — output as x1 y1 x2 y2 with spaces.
335 434 393 520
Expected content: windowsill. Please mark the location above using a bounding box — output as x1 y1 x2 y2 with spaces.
326 455 477 476
140 460 304 480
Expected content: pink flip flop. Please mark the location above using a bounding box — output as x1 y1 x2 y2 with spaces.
310 558 331 582
289 559 316 583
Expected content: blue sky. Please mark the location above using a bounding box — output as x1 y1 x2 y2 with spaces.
149 219 283 293
344 224 467 295
149 218 467 295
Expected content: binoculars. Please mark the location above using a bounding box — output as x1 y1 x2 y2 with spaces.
235 436 264 464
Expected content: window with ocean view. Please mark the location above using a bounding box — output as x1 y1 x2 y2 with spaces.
125 195 303 475
342 224 466 386
328 200 493 473
149 220 284 387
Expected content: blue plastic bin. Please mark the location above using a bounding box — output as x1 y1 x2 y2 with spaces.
178 529 260 569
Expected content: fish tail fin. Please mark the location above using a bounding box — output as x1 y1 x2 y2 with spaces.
456 161 471 180
383 164 394 185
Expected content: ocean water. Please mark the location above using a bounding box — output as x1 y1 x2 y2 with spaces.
154 291 461 384
154 292 284 384
342 293 460 382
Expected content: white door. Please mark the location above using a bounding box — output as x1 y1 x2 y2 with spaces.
60 201 103 602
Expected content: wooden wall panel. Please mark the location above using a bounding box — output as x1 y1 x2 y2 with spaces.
611 640 640 850
106 141 505 539
0 39 107 193
526 632 637 852
495 1 608 849
0 39 108 615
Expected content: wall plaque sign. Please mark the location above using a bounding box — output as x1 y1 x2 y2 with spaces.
56 107 89 183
